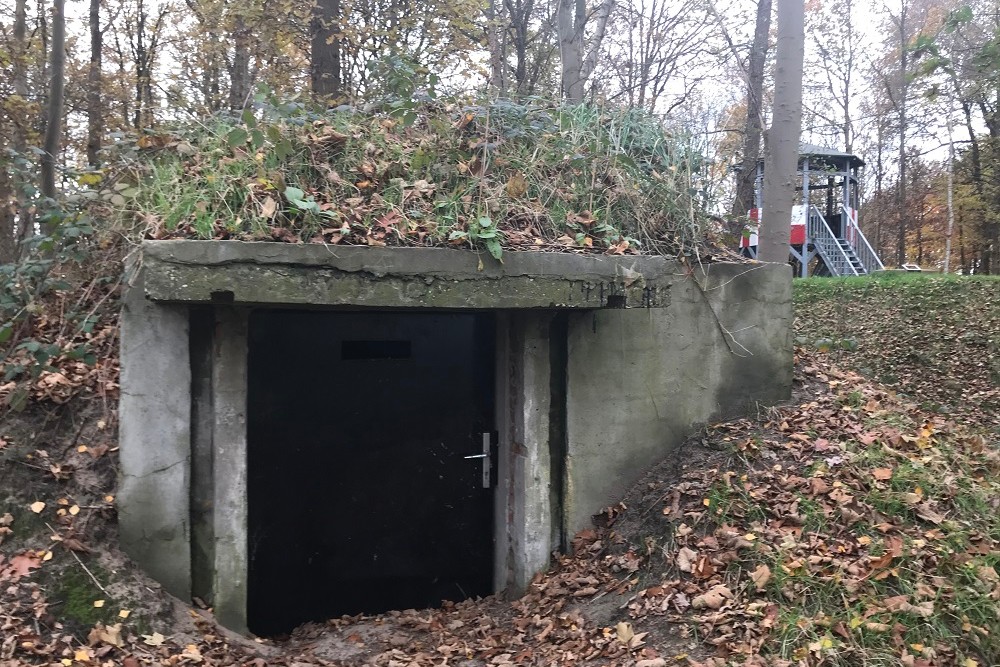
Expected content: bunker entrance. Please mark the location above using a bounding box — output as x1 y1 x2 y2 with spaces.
246 310 496 636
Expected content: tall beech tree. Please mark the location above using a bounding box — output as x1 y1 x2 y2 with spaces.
758 0 804 264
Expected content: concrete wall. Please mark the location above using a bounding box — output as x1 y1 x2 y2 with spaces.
563 263 792 536
118 243 792 633
118 266 192 599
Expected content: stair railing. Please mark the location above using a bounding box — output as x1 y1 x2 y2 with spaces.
841 205 885 274
807 206 860 276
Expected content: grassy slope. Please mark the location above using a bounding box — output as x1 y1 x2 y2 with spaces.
792 273 1000 429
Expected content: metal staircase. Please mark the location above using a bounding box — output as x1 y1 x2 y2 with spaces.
805 205 884 277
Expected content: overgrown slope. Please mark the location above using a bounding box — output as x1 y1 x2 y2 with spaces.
103 98 719 259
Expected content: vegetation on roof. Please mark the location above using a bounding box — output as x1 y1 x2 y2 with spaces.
104 94 713 260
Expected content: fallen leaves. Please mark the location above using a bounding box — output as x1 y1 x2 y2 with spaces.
0 552 42 582
691 585 733 610
794 276 1000 429
750 564 771 591
141 632 166 647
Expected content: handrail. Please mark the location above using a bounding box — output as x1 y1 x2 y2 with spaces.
841 205 884 274
808 206 859 276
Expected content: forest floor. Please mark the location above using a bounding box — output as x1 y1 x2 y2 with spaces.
1 272 999 667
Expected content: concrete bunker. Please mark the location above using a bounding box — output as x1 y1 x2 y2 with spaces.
119 240 792 635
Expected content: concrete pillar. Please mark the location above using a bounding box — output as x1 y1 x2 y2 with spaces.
211 307 249 632
118 267 192 599
503 312 554 593
189 307 215 604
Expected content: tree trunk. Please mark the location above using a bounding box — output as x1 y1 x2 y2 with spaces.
506 0 535 93
40 0 66 235
0 170 15 264
895 4 908 267
12 0 33 249
311 0 342 102
758 0 803 264
732 0 772 217
87 0 102 167
485 0 506 92
557 0 613 103
229 14 251 110
132 0 146 130
557 0 585 102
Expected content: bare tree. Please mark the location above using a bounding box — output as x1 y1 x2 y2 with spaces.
600 0 711 113
485 0 507 91
759 0 804 264
125 0 169 130
802 0 859 152
556 0 614 102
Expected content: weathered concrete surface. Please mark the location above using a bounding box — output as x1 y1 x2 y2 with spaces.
506 312 555 593
564 263 792 536
188 308 215 605
210 308 249 633
141 241 675 309
118 266 192 599
119 242 793 633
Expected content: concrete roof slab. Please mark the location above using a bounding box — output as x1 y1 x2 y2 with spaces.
141 241 699 309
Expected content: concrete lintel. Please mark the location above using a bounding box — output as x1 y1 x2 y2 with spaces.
118 266 192 599
211 307 249 633
141 241 680 309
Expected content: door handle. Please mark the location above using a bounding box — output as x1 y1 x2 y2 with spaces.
465 433 492 488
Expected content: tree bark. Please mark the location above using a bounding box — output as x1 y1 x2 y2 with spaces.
311 0 342 102
11 0 33 250
758 0 803 264
557 0 585 102
87 0 102 167
557 0 613 103
40 0 66 235
229 14 251 110
485 0 506 92
0 170 15 263
732 0 772 217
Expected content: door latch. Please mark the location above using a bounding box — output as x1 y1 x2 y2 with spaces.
463 433 493 488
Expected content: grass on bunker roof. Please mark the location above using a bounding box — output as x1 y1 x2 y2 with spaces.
102 97 724 260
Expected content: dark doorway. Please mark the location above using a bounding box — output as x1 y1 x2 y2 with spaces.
246 311 495 636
